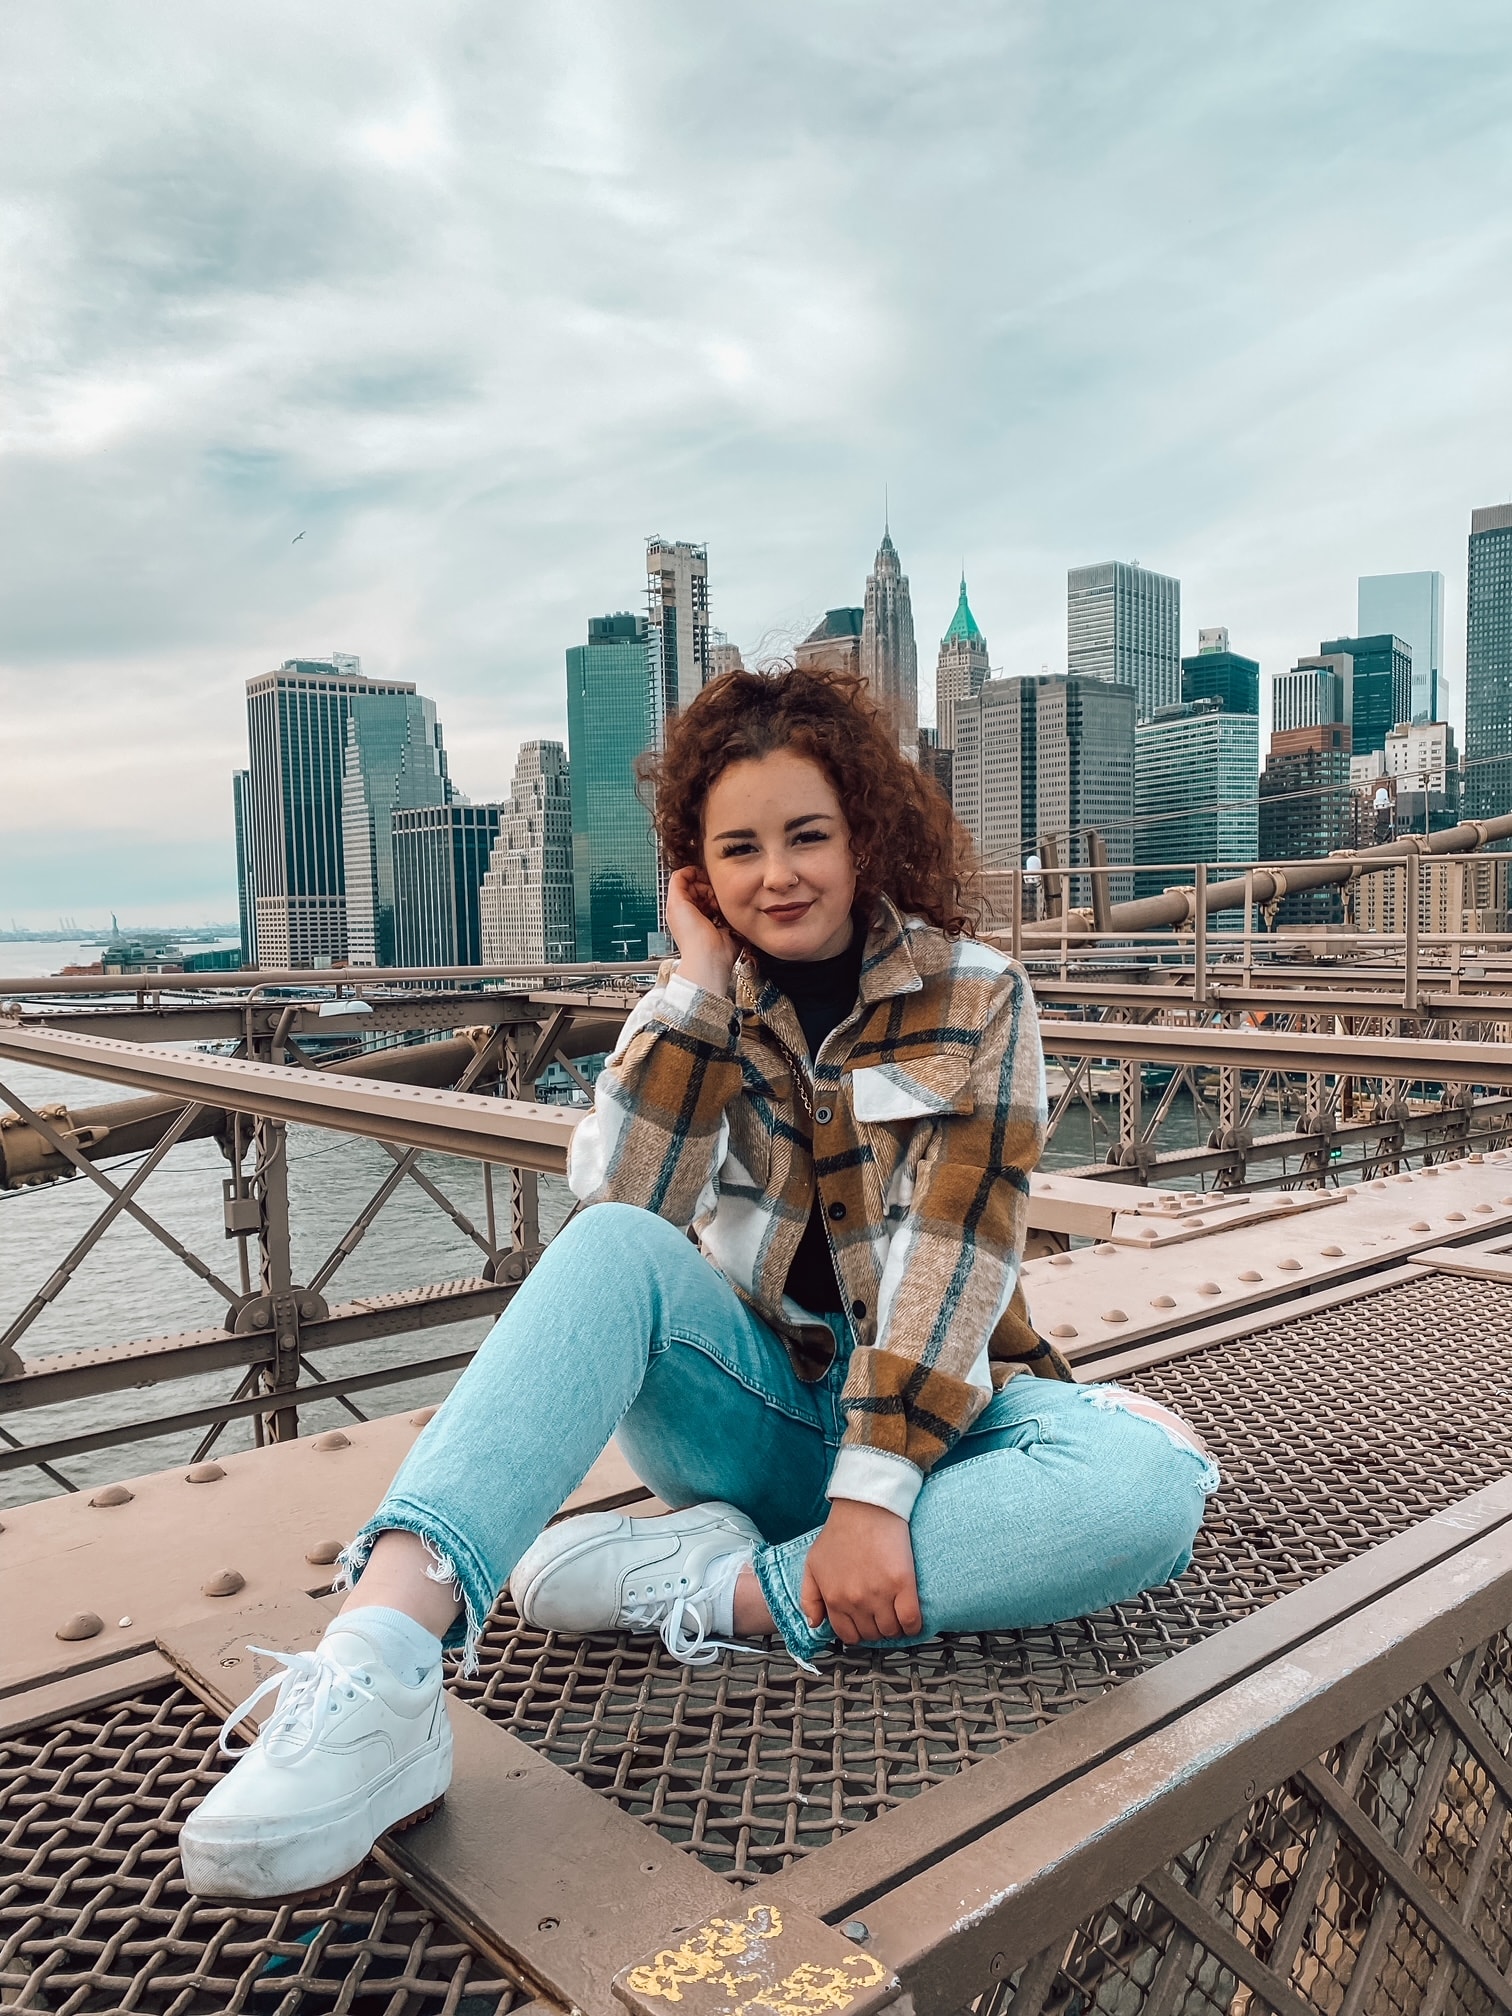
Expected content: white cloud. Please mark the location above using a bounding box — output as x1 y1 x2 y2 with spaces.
1 0 1510 918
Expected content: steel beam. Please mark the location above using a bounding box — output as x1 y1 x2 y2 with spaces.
5 1276 511 1411
0 1025 580 1170
1039 1017 1512 1086
840 1495 1512 2012
0 1347 483 1473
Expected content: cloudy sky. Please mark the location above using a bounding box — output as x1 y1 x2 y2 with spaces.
2 0 1509 926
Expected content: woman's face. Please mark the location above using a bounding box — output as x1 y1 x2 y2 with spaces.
700 749 858 961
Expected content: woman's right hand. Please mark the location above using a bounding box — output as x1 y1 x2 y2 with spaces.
665 865 741 996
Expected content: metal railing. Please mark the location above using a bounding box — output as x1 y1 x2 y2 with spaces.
6 883 1512 1487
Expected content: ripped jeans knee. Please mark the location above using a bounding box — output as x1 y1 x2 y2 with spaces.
1080 1382 1222 1494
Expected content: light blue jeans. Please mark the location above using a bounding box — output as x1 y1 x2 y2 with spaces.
344 1203 1219 1667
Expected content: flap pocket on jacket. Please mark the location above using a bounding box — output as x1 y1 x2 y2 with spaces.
850 1057 975 1122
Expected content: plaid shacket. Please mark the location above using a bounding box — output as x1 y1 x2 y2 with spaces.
566 897 1068 1519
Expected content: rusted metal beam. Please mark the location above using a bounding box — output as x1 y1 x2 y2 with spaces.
0 961 649 996
0 1026 581 1171
772 1473 1512 1930
842 1498 1512 2013
0 1347 482 1473
1039 1017 1512 1086
6 1276 513 1411
160 1594 747 2016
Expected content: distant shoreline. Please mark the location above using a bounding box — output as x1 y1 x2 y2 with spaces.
0 927 240 943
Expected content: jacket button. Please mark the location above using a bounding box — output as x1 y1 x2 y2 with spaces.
828 1200 847 1222
814 1105 833 1125
851 1299 867 1320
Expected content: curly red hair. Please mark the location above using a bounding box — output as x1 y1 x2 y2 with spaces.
639 663 979 936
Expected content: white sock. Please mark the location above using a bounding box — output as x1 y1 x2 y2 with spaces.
332 1605 443 1685
704 1548 755 1638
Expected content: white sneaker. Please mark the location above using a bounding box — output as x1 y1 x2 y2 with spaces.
510 1501 762 1665
179 1620 453 1901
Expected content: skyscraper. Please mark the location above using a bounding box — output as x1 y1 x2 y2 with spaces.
1271 655 1353 751
1035 675 1137 899
1180 627 1260 716
480 741 575 965
916 728 953 807
1135 702 1259 900
934 574 989 753
392 803 503 968
861 527 919 759
1067 561 1181 721
953 679 1035 876
244 655 438 969
1258 661 1352 923
1318 634 1412 759
954 675 1135 891
341 695 453 966
232 769 255 967
1358 572 1443 724
646 539 710 722
1384 721 1459 833
1466 503 1512 823
706 631 744 679
567 614 659 962
796 608 863 676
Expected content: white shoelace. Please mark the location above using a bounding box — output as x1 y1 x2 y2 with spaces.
622 1589 750 1666
217 1646 375 1765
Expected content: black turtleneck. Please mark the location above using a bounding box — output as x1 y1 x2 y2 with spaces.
755 922 866 1316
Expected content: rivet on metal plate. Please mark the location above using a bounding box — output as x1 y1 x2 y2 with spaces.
1050 1323 1078 1338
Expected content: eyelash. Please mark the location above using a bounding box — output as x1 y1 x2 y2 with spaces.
717 829 829 860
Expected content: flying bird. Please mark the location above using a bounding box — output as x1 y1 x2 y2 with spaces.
292 531 306 544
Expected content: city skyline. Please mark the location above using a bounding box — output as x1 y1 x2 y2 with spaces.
16 496 1510 932
5 5 1512 922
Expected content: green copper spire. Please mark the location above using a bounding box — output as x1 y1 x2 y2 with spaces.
942 573 983 645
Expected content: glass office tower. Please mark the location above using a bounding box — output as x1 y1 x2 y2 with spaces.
392 803 503 968
1067 560 1181 721
341 694 453 966
1357 572 1443 725
1466 505 1512 824
567 615 660 962
1318 634 1412 760
1135 702 1259 900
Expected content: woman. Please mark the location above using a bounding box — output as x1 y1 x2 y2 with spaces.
181 664 1217 1901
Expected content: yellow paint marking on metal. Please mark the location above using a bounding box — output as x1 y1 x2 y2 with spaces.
624 1905 888 2013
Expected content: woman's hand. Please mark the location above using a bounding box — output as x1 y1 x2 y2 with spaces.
800 1498 923 1645
665 865 742 996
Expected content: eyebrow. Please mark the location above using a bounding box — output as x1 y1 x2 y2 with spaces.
709 813 834 842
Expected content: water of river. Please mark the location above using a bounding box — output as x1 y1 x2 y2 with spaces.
0 948 1210 1507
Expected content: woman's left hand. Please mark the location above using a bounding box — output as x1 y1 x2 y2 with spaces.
800 1498 923 1644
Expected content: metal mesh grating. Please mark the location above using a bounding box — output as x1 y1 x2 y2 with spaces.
0 1682 523 2014
986 1627 1512 2016
451 1270 1512 1879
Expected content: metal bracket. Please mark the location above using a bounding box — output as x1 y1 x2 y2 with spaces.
231 1288 329 1334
